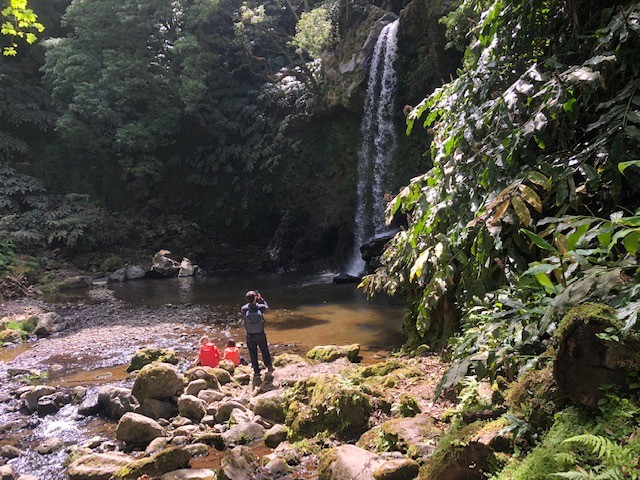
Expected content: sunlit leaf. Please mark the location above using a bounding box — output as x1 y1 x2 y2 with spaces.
518 184 542 213
511 196 531 227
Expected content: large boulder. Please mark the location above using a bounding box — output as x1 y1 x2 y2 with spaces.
21 385 56 412
358 414 442 459
178 258 196 277
318 445 384 480
116 412 165 447
137 398 177 420
252 396 285 423
127 348 179 373
67 452 132 480
132 363 186 402
97 387 139 419
150 250 180 278
160 470 217 480
125 265 147 280
307 344 360 362
112 447 190 480
373 458 420 480
264 424 288 448
222 422 266 446
218 446 260 480
177 395 207 422
286 375 372 438
33 312 66 337
554 303 640 408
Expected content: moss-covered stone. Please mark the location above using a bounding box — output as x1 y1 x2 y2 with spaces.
396 393 421 417
505 364 564 432
185 366 223 390
127 347 179 373
0 328 24 344
286 375 373 438
273 353 307 367
132 363 186 401
357 414 442 460
554 302 640 408
112 447 190 480
358 360 403 378
307 344 360 362
419 421 500 480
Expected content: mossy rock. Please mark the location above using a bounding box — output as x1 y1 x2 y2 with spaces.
357 414 442 459
127 347 179 373
0 328 24 344
505 365 564 432
554 302 640 408
419 421 500 480
357 360 403 378
273 353 308 367
185 366 223 390
112 447 190 479
100 255 125 272
396 393 421 417
307 344 360 362
132 363 186 401
286 375 373 438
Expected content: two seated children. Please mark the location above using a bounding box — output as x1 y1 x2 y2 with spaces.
192 337 245 368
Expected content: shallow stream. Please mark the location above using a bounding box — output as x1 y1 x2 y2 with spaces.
0 272 404 479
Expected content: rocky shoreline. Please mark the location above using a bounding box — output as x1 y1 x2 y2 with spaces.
0 294 451 480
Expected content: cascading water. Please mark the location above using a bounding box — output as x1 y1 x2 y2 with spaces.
346 18 401 276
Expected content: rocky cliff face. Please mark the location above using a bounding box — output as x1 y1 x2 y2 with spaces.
322 8 400 112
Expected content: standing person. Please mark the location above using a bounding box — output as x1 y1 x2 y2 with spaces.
241 290 274 380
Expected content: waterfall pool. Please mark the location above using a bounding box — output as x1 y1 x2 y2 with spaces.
109 272 404 356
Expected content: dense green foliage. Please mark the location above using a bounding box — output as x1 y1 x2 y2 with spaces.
364 0 640 388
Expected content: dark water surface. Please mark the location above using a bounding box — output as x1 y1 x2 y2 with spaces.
109 272 405 353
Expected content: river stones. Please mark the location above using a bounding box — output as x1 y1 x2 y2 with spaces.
185 367 222 389
0 445 22 459
160 469 217 480
37 392 71 416
215 400 246 423
373 458 420 480
67 452 132 480
36 437 64 454
21 386 56 412
127 347 179 373
111 447 190 480
307 344 360 362
273 353 307 367
137 398 177 420
197 389 225 404
317 445 384 480
218 446 260 480
0 465 16 480
33 312 65 337
185 379 208 396
132 363 186 402
177 395 207 422
116 412 165 446
264 424 288 448
97 387 139 420
222 422 265 446
357 414 441 458
252 396 285 423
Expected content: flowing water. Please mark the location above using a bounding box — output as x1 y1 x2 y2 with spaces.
347 18 401 275
0 273 403 478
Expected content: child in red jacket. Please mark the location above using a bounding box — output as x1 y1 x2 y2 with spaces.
192 335 221 368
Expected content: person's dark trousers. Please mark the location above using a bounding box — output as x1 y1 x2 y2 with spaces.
246 331 272 375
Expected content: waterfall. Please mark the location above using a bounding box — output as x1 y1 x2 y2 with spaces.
346 18 400 276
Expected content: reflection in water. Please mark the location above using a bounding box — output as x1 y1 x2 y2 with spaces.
111 273 404 352
178 277 194 302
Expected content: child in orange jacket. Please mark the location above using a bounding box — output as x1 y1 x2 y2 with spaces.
223 339 247 366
